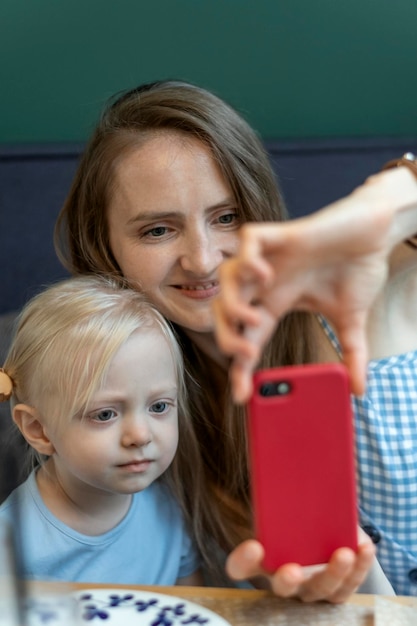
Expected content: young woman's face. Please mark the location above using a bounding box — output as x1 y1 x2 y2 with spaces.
49 328 179 497
107 133 242 333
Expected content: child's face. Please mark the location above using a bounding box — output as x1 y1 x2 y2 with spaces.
47 327 179 497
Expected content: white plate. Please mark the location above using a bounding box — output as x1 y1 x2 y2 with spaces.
27 587 232 626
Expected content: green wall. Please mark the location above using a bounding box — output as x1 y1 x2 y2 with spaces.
2 0 417 142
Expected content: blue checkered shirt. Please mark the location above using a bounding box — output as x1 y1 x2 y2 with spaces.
320 318 417 596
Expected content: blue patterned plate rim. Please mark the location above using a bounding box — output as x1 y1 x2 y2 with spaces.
72 587 232 626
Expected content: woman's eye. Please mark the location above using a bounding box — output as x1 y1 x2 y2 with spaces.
92 409 116 422
150 401 168 414
144 226 168 238
218 213 237 225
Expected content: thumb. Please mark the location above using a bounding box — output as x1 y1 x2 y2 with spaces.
226 540 266 581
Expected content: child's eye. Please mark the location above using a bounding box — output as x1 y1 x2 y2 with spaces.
92 409 117 422
150 401 168 414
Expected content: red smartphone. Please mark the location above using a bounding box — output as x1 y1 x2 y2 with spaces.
248 362 358 571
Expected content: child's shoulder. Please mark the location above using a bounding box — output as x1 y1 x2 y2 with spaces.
0 470 37 517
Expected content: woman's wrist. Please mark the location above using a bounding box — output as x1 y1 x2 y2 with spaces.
348 164 417 252
362 165 417 250
381 153 417 248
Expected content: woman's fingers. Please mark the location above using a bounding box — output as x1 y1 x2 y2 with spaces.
226 538 376 604
331 313 370 397
323 542 376 604
229 360 256 405
229 308 278 402
225 539 266 581
295 543 375 604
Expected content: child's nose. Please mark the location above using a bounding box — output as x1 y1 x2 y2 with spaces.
121 415 152 448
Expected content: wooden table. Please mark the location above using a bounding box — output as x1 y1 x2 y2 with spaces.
29 582 416 626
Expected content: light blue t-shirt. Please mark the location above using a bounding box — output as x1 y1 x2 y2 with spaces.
0 470 200 584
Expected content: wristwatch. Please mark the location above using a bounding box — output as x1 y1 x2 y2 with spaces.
382 152 417 178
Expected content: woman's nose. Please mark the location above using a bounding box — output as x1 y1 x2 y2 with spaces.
179 231 223 275
121 415 152 448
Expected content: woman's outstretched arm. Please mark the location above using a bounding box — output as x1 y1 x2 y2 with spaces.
213 165 417 402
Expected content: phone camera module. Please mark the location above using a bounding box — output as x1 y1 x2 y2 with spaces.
259 381 292 397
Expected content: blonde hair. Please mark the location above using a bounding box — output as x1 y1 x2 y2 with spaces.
53 80 319 582
4 275 209 573
5 276 185 420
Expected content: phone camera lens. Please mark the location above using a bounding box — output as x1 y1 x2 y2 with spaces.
259 381 291 396
276 382 291 395
259 383 275 397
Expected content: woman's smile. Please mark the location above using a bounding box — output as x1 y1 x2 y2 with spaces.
173 281 220 298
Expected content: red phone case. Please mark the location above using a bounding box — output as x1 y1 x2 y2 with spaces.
248 362 358 571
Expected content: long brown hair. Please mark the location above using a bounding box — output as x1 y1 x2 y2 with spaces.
55 80 319 583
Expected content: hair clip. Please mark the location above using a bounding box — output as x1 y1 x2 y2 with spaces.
0 368 13 402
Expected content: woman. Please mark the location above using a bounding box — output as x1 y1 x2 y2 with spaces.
55 79 394 600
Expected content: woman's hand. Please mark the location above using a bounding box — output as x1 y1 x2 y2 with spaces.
213 214 388 401
213 167 417 402
226 534 376 603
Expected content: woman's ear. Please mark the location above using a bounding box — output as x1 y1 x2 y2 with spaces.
13 404 55 456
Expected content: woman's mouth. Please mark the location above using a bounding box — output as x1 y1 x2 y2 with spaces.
175 281 219 298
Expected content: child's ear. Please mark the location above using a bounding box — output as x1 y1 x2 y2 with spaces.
13 404 55 456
